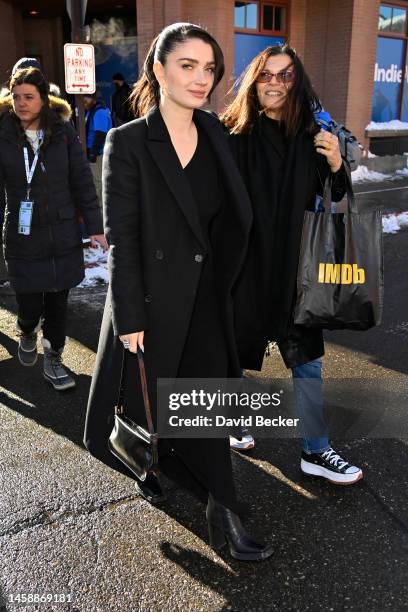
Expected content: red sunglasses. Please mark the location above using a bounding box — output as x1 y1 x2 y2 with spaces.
256 64 295 84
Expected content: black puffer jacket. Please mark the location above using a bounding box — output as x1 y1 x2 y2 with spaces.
0 94 103 293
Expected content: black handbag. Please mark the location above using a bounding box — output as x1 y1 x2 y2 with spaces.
108 346 159 482
294 166 383 330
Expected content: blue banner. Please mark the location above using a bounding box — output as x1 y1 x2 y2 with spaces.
372 37 405 122
94 37 138 108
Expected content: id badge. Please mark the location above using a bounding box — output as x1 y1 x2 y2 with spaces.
18 200 34 235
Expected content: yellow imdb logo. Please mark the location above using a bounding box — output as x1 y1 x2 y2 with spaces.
318 263 365 284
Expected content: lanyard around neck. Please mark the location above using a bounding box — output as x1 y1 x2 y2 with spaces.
23 147 40 200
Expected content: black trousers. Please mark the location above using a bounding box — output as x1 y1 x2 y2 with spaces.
16 289 69 351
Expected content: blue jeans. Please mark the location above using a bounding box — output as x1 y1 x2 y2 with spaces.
292 358 330 454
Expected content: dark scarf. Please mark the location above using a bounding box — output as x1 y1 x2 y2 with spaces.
231 114 322 349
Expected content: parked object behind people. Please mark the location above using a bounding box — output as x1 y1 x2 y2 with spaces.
0 67 107 390
84 22 273 562
223 45 362 485
111 72 133 126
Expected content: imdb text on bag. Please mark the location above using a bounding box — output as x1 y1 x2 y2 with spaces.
318 263 365 284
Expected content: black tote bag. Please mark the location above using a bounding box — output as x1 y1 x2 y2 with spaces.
293 168 383 330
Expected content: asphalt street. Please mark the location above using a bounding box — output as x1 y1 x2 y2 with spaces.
0 176 407 612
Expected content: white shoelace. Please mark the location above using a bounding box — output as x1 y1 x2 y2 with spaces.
321 448 348 469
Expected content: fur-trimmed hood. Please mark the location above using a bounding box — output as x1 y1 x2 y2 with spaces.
0 93 72 122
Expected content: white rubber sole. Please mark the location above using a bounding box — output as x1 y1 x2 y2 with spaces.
301 458 363 485
43 373 76 391
18 351 38 367
229 438 255 452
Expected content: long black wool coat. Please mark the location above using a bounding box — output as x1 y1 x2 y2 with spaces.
0 95 103 293
83 107 253 471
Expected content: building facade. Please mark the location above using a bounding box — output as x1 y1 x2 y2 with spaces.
2 0 408 152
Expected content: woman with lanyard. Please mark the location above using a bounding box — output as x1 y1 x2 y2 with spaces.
222 45 363 485
0 67 107 390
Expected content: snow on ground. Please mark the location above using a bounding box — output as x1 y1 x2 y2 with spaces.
351 165 391 183
79 244 109 287
382 211 408 234
366 120 408 131
352 165 408 183
396 167 408 177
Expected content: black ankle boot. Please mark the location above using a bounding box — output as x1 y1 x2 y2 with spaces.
206 495 273 561
134 472 166 504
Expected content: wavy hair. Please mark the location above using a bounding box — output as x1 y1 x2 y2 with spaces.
130 22 225 118
221 44 321 138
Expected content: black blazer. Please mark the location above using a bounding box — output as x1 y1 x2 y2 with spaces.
84 106 253 463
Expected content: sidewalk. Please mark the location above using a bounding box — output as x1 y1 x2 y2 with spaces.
0 197 407 611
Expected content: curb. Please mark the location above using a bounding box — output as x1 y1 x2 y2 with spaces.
360 154 407 174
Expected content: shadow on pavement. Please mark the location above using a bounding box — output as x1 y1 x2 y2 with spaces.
0 330 90 448
155 440 408 609
0 286 105 356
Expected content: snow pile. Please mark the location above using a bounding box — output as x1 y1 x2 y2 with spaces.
79 245 109 287
382 212 408 234
366 120 408 131
395 167 408 177
351 165 391 183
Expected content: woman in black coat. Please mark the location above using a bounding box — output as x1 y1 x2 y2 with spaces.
222 45 363 485
83 23 273 561
0 67 106 390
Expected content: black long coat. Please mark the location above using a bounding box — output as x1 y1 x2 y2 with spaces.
0 95 103 293
230 120 347 370
83 107 252 469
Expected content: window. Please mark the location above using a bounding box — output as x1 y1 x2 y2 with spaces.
235 3 258 30
373 3 408 122
262 4 286 33
234 2 287 35
378 4 407 34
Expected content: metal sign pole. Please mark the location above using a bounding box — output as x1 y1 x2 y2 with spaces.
67 0 87 152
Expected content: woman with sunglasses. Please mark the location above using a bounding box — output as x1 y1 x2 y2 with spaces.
222 45 363 485
84 22 273 561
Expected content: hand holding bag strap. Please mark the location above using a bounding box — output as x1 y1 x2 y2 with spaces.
136 347 156 436
115 345 156 437
322 162 357 214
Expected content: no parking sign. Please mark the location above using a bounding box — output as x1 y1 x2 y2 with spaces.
64 43 96 94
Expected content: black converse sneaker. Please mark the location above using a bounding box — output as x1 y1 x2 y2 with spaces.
301 447 363 485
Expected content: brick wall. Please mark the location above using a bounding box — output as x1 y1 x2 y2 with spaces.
0 0 24 84
302 0 353 123
289 0 307 58
346 0 380 146
298 0 379 147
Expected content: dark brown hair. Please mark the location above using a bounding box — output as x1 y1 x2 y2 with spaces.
221 44 321 138
9 67 55 146
130 22 225 118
